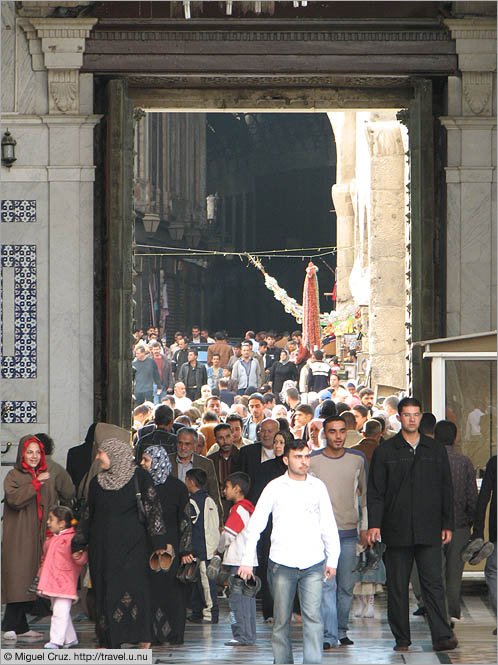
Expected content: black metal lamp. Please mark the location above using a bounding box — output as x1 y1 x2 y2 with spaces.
1 129 17 168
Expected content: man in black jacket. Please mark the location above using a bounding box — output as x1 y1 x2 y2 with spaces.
177 348 208 401
367 397 457 653
134 404 178 463
472 454 496 621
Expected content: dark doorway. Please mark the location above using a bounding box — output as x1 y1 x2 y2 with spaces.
206 112 336 334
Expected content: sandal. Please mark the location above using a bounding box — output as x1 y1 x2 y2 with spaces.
159 544 175 572
149 552 161 573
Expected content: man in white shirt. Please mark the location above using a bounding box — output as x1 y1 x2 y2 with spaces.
384 395 402 434
173 381 193 412
238 439 340 664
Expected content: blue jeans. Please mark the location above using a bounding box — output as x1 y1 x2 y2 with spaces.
268 558 324 664
322 535 357 642
227 566 256 644
485 543 497 616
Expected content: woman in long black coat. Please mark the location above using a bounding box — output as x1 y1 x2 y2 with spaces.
141 445 193 645
270 349 299 401
72 438 167 649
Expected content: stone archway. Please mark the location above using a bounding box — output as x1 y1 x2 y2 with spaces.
98 76 438 424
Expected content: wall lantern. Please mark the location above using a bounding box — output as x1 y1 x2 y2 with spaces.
185 225 201 248
142 213 160 233
168 221 184 242
206 193 219 223
1 129 17 168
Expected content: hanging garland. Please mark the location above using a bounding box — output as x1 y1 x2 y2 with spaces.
248 255 361 334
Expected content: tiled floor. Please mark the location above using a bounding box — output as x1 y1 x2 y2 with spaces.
2 581 496 663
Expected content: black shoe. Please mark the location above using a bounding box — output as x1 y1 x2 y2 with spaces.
413 607 427 616
323 642 335 650
186 615 203 623
433 634 458 651
493 628 497 635
339 637 354 646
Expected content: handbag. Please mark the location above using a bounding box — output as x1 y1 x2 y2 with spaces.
134 473 146 524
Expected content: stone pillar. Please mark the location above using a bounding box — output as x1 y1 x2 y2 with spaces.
327 112 356 307
1 8 100 465
365 116 408 390
441 17 497 335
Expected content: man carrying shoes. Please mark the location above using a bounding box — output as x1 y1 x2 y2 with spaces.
367 397 457 653
238 439 340 664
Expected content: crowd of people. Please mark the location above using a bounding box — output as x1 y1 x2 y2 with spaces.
1 325 496 664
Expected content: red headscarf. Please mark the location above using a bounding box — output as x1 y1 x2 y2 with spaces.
21 436 47 523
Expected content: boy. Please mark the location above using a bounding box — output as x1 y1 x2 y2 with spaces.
219 472 258 647
185 468 220 624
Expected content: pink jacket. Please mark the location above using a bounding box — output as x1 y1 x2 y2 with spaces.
37 527 87 601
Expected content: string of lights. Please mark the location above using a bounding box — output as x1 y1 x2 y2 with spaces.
134 243 343 259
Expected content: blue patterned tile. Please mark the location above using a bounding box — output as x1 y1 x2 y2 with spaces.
1 244 37 378
1 200 37 223
1 400 37 423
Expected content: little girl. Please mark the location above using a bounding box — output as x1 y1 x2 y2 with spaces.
37 506 87 649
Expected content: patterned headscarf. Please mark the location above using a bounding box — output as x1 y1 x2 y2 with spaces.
144 445 172 486
97 438 136 491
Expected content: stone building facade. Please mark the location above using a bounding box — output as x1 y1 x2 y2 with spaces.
1 1 496 468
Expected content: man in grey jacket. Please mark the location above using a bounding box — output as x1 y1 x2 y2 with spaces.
231 341 261 395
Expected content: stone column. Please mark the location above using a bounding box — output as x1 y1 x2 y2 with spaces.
1 10 100 465
364 116 408 390
441 17 497 336
327 112 356 307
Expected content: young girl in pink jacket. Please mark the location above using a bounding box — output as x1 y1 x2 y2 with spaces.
37 506 87 649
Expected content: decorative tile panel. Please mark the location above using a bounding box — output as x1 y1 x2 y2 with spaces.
1 200 37 223
1 401 37 423
1 245 37 378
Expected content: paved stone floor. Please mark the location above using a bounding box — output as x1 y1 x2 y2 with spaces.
2 580 496 663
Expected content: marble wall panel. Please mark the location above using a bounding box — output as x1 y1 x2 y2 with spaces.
48 180 83 464
78 180 94 438
461 129 493 168
49 126 80 166
460 260 494 334
11 124 49 167
1 2 16 113
460 182 492 265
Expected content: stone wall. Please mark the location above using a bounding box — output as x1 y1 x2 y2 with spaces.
1 2 99 466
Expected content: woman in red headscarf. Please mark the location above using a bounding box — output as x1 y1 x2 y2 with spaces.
1 435 55 642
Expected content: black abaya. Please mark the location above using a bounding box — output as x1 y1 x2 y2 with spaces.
72 467 166 648
149 475 192 644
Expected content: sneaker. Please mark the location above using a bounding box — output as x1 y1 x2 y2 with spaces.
339 637 354 646
206 555 222 581
63 640 79 648
461 538 484 562
44 642 61 649
469 541 495 565
224 639 255 646
3 631 17 640
323 642 336 650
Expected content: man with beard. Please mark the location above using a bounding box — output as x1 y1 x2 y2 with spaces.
208 423 241 522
